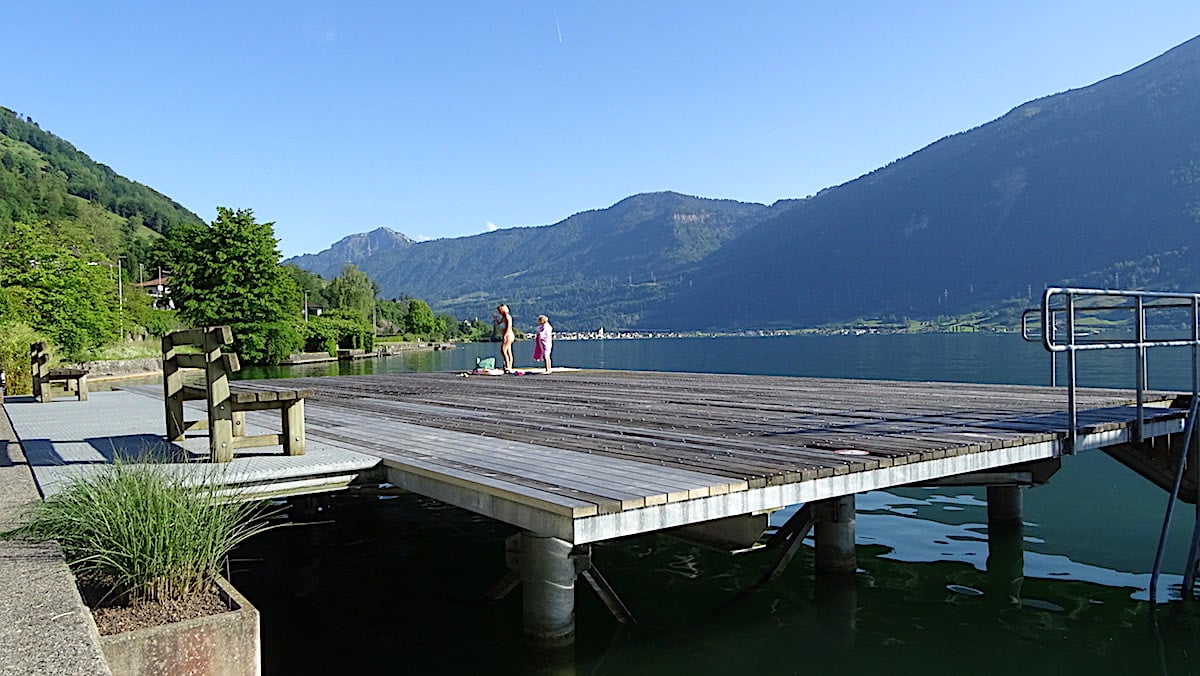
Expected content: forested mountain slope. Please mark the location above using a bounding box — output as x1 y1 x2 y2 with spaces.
0 106 203 266
290 192 788 329
649 35 1200 329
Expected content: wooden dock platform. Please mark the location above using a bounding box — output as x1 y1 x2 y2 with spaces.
223 370 1184 544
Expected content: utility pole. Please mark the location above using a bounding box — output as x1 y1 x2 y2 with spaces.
303 290 309 321
116 256 124 342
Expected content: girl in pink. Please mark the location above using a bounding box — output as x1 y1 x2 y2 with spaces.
532 314 553 374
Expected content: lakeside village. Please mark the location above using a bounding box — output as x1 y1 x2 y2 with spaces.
556 324 1014 341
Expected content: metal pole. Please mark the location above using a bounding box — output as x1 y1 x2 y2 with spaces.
1152 393 1200 601
1193 297 1198 400
1066 293 1077 451
303 291 309 321
1136 296 1146 442
117 256 123 342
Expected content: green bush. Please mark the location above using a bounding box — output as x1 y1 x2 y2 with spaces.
301 316 344 355
320 309 373 351
231 320 303 365
3 463 274 604
0 320 42 395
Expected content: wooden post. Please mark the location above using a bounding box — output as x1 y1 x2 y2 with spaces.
162 335 185 441
75 373 88 401
205 327 235 463
30 342 50 403
282 399 307 456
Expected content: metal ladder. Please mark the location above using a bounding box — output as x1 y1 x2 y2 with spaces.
1024 287 1200 601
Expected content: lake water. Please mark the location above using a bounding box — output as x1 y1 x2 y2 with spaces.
232 334 1200 675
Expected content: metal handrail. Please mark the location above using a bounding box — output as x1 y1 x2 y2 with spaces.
1023 287 1200 451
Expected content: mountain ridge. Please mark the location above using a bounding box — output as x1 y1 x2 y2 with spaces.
289 34 1200 331
286 191 786 328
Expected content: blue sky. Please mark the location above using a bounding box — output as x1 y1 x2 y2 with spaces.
7 2 1200 258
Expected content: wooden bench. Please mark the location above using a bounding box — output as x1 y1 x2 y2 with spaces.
162 326 311 463
30 342 89 403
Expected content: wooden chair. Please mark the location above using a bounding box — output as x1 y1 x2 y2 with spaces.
162 326 311 463
30 342 89 403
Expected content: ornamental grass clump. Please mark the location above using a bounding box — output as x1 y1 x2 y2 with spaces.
6 463 274 605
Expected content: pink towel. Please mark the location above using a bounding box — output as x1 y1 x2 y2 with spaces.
533 323 553 362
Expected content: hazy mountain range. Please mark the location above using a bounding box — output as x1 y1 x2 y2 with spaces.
289 35 1200 331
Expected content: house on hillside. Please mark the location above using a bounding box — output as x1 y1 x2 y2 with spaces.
135 275 174 310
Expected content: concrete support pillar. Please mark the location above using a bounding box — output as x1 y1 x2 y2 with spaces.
986 520 1025 606
815 494 857 575
986 485 1024 529
986 486 1025 606
520 532 576 651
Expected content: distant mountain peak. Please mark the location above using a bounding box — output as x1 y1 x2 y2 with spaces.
285 226 415 278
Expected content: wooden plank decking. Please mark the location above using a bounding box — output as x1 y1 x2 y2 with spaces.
208 370 1187 543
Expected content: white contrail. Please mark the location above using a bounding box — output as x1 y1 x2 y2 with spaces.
554 9 563 43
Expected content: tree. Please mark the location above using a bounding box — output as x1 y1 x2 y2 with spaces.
403 298 437 335
0 222 116 358
327 264 378 320
168 207 301 363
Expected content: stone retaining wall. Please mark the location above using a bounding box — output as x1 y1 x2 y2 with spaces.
70 358 162 379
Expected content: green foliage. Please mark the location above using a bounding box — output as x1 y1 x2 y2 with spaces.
374 297 409 334
0 320 41 395
168 208 301 363
403 298 437 335
0 222 117 359
127 302 182 338
326 264 378 320
319 309 374 350
283 263 333 308
3 463 274 604
87 339 169 361
230 320 303 365
300 317 342 355
302 314 372 353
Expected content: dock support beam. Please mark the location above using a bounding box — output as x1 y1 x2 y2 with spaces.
815 495 857 575
520 532 576 651
986 486 1024 529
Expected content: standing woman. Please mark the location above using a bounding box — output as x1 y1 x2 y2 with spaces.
495 304 515 372
533 314 553 374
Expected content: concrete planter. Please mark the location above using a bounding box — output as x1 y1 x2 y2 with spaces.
99 576 260 676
